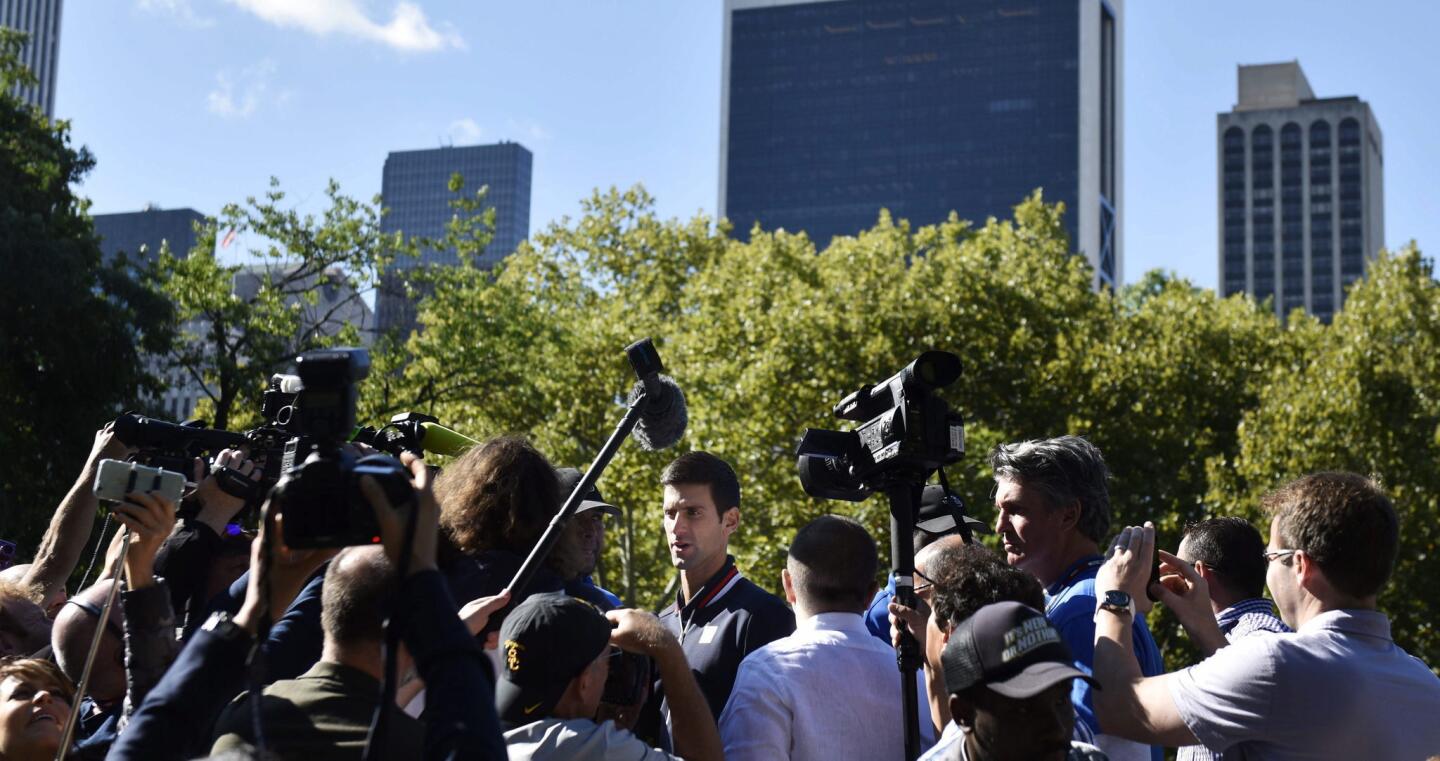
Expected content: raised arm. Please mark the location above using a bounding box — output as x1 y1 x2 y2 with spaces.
25 423 133 600
361 452 508 760
1092 523 1199 747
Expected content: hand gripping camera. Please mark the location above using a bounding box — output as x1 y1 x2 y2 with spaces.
267 348 414 549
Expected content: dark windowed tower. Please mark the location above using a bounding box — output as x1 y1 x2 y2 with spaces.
93 206 206 266
375 142 532 334
1216 62 1383 321
0 0 62 118
720 0 1123 290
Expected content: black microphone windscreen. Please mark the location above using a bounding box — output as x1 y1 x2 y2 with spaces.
629 375 688 451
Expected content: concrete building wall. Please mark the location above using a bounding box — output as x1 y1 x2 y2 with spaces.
1217 62 1382 322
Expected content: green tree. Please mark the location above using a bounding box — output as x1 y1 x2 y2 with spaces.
381 188 1112 607
1208 245 1440 665
0 29 173 545
156 177 419 430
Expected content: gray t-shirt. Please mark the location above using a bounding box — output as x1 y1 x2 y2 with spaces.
505 717 682 761
1169 609 1440 760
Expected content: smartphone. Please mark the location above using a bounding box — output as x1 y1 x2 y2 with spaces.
93 458 186 506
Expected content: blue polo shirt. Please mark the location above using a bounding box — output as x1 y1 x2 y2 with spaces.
1047 555 1164 761
864 574 898 642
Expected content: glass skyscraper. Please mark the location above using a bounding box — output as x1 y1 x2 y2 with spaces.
376 142 533 333
720 0 1122 288
92 206 206 265
1217 62 1383 322
1 0 62 118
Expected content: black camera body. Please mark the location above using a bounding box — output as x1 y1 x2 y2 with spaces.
351 412 439 458
269 347 415 549
113 413 250 476
796 351 966 501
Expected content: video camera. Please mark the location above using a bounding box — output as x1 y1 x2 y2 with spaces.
794 350 968 761
112 413 249 476
267 348 414 548
795 351 966 500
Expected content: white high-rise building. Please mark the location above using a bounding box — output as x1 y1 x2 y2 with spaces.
1 0 62 118
1217 61 1384 321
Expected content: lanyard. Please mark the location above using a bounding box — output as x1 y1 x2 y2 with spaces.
1045 555 1105 614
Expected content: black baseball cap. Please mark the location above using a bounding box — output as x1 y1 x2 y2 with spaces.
917 485 991 536
555 467 622 517
942 601 1096 699
495 592 613 726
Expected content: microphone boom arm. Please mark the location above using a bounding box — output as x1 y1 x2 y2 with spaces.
507 389 648 598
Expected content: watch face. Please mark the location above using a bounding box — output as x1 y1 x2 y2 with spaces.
1104 590 1131 606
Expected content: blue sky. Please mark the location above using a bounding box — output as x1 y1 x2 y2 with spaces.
56 1 1438 290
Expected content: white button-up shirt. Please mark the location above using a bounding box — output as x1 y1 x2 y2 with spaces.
719 611 926 761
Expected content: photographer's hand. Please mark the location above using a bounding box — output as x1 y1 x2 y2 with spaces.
359 452 438 576
114 491 179 590
460 591 511 637
233 502 337 635
888 597 929 654
1154 550 1228 656
1098 522 1158 614
24 422 138 600
607 608 724 761
192 448 262 535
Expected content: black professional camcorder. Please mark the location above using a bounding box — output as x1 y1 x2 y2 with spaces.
796 351 966 500
113 413 249 476
268 348 414 549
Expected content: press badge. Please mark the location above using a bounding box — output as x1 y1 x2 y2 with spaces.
699 625 719 644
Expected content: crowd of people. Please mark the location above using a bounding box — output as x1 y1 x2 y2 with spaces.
0 423 1438 760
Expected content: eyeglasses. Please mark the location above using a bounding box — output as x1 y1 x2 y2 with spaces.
1262 549 1299 564
913 568 937 597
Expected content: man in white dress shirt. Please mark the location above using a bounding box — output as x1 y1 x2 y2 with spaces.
719 514 915 761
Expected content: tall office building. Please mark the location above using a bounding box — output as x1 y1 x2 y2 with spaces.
93 206 206 265
721 0 1122 288
1218 62 1383 321
376 142 533 332
1 0 62 118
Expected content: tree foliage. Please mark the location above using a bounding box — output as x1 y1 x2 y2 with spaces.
356 186 1438 672
0 29 173 546
154 178 412 431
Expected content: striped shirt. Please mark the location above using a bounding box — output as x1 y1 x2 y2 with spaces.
1216 597 1290 642
1177 598 1290 761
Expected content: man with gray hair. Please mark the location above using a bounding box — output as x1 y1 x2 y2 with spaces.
990 436 1163 761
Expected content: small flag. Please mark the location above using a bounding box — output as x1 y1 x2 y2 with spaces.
221 228 238 248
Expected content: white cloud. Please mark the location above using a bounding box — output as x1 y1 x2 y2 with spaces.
137 0 216 28
226 0 464 52
505 117 551 143
448 118 483 144
207 59 278 119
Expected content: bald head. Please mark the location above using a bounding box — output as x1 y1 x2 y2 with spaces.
52 580 125 705
321 547 396 648
916 535 968 576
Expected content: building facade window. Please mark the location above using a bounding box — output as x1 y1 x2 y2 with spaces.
1250 125 1275 304
1222 125 1246 296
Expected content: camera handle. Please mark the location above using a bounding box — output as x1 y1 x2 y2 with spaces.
507 390 647 599
885 482 924 761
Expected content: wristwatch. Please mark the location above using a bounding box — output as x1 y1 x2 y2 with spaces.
1097 590 1135 618
201 611 254 645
